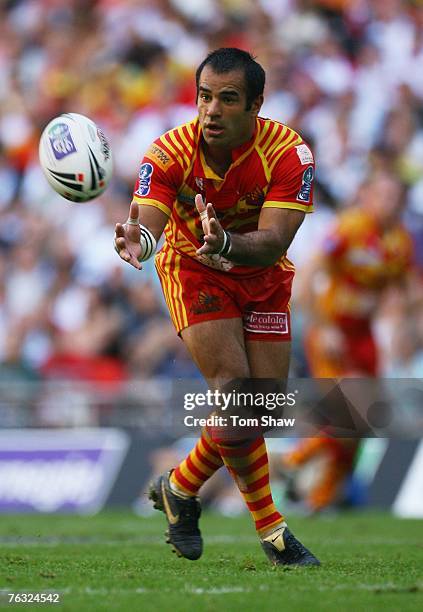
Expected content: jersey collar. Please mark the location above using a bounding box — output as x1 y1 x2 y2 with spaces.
194 118 259 181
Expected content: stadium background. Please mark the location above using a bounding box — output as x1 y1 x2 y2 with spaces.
0 0 422 518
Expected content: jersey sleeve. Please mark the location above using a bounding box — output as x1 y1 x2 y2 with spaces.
131 139 183 217
263 143 315 213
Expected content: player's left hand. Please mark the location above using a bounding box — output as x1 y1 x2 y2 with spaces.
195 194 226 255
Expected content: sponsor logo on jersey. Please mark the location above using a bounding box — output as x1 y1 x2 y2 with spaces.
243 311 289 334
136 163 154 196
296 166 314 203
145 144 173 171
48 123 77 160
295 144 314 165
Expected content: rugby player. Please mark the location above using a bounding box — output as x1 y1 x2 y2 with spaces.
282 171 413 512
114 48 320 566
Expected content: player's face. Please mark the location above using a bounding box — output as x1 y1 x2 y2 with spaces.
197 66 262 150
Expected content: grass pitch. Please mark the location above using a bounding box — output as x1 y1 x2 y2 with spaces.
0 511 422 611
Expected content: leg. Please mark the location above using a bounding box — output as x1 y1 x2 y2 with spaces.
246 339 291 378
205 336 318 562
151 255 318 564
293 326 368 512
180 321 287 537
214 340 291 536
305 439 360 512
149 318 250 560
150 320 294 559
237 338 319 565
181 317 251 383
169 318 250 496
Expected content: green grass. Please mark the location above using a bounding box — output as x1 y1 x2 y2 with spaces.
0 512 422 611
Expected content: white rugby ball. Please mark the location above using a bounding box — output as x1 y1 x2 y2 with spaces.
39 113 113 202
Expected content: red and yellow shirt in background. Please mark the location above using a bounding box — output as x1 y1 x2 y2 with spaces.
131 116 314 276
317 208 413 324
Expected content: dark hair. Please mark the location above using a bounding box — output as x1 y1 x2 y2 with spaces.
195 48 265 110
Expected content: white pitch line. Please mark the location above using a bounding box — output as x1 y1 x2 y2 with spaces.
0 535 417 547
1 583 420 597
0 535 259 547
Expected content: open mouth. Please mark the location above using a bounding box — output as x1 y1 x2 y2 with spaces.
204 125 225 136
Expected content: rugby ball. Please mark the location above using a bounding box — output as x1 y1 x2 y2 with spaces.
39 113 113 202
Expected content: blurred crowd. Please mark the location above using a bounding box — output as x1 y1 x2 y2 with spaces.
1 0 423 397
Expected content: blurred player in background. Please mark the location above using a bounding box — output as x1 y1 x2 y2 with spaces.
281 171 414 512
114 48 320 566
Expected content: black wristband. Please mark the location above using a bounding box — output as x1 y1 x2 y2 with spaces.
219 231 232 256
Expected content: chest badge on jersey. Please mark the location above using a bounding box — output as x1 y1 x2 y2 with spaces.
136 163 154 196
237 185 265 212
296 166 314 203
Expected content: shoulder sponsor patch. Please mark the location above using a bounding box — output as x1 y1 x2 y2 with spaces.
296 166 314 203
136 162 154 196
145 143 173 171
295 144 314 165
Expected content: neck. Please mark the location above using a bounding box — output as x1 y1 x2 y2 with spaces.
203 142 232 169
201 122 256 175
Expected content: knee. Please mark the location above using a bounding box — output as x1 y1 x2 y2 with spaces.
206 367 251 388
208 378 263 445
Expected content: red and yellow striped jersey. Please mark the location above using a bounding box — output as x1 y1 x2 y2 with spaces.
317 208 413 322
132 116 314 276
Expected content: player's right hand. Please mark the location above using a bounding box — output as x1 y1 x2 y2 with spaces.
114 201 143 270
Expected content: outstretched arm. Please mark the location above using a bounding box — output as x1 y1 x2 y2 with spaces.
114 202 168 270
196 195 305 267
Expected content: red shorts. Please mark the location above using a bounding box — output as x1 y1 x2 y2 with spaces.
155 246 294 341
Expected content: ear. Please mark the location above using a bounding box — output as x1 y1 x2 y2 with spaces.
250 94 264 116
